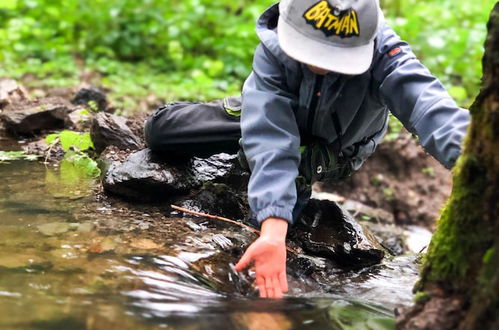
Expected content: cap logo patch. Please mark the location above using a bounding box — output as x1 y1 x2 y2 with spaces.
303 0 360 38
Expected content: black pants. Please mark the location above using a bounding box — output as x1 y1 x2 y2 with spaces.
144 98 242 158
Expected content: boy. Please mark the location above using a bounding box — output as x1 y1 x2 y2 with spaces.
145 0 470 299
232 0 469 298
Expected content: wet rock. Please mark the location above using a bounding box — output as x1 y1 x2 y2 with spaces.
90 112 142 153
191 153 250 191
177 182 249 222
342 199 395 224
0 79 27 109
382 236 406 256
0 98 72 136
103 149 246 202
291 199 384 267
71 86 108 111
103 148 200 201
361 222 409 256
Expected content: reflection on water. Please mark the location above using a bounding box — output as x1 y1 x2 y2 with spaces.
0 159 417 329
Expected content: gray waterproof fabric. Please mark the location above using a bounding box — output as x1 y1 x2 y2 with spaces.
241 3 470 225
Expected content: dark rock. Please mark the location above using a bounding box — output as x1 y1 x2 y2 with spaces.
0 79 27 109
191 153 250 191
103 149 248 203
357 221 408 256
103 149 199 201
0 99 72 136
90 112 142 153
291 199 384 267
178 182 249 222
381 236 406 256
71 86 108 111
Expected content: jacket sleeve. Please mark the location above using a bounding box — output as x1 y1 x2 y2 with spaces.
241 43 301 225
372 25 470 169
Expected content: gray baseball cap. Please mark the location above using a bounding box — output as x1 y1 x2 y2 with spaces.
278 0 384 74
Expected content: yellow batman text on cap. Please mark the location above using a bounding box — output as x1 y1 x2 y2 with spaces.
303 0 360 38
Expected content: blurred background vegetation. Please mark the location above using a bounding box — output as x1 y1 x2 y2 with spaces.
0 0 496 115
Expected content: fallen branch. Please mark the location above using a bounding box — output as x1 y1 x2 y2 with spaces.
171 204 259 233
170 204 300 256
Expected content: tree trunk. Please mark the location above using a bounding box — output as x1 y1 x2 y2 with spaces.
397 3 499 329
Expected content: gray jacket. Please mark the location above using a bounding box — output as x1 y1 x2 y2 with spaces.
241 4 470 225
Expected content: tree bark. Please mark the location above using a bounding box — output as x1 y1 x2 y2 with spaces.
397 3 499 329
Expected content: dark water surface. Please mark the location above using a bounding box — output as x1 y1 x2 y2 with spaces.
0 157 419 329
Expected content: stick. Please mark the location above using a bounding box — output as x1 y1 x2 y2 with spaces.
171 204 259 234
170 204 301 256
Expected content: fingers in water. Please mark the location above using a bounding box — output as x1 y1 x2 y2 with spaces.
265 277 275 298
257 276 267 298
279 272 288 293
272 277 283 298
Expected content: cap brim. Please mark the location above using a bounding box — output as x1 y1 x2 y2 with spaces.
277 18 374 75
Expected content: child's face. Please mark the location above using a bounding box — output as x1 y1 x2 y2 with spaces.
307 64 330 75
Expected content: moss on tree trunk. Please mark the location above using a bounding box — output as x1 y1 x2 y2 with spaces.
398 3 499 329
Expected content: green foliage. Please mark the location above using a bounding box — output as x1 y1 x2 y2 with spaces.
0 0 494 111
0 0 273 111
482 247 495 265
46 130 94 152
421 167 435 177
0 150 39 163
384 115 404 141
382 0 496 107
45 130 100 177
413 291 431 304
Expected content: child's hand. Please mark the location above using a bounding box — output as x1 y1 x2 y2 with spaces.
234 217 288 298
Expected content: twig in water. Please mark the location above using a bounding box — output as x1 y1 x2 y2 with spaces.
170 204 301 256
171 204 259 234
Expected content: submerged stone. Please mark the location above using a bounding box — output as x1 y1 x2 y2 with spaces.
37 222 71 236
90 112 142 153
292 199 385 267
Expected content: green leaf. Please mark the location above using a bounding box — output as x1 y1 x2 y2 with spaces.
58 130 94 152
0 0 17 9
45 133 60 145
63 151 100 178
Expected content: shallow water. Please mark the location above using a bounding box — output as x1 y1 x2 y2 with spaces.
0 157 420 329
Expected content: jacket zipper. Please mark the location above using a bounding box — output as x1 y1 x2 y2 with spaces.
307 75 324 134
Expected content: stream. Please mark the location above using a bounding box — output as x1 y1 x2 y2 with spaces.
0 149 427 329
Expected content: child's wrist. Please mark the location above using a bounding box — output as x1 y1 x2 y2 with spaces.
260 217 288 242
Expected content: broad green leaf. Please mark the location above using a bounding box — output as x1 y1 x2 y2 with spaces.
0 0 17 9
45 133 60 145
